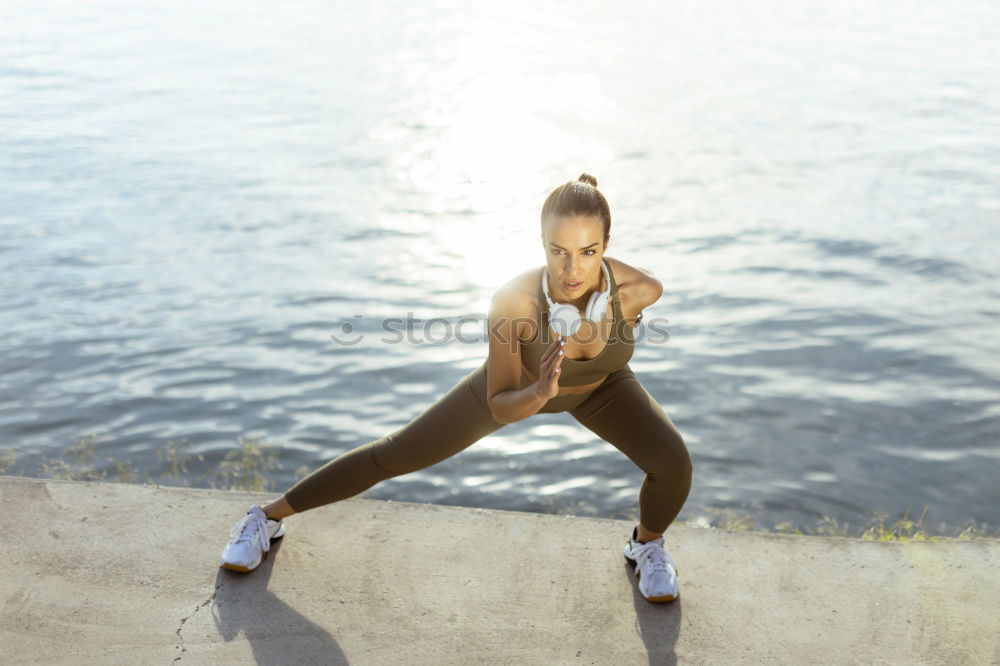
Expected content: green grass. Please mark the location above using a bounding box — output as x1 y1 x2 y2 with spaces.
0 433 311 493
674 504 999 542
1 434 997 542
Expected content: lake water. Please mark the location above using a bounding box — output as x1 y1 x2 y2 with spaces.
2 0 998 533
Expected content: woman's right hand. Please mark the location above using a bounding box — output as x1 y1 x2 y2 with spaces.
533 335 566 401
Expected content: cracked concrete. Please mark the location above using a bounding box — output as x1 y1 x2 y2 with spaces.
174 589 217 663
1 475 999 665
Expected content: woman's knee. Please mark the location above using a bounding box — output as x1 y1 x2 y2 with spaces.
646 430 692 486
368 430 458 477
368 434 414 476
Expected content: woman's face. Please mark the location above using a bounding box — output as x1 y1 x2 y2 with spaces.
540 214 608 302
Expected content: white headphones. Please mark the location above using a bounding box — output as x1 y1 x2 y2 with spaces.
540 259 612 337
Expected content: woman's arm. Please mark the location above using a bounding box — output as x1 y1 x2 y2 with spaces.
613 257 663 326
485 286 558 424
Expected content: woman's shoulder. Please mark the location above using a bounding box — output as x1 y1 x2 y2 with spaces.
605 256 663 310
489 266 543 319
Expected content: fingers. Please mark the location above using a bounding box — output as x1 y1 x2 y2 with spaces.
545 340 565 386
541 336 565 375
538 336 558 370
539 341 555 368
534 335 566 397
540 334 564 367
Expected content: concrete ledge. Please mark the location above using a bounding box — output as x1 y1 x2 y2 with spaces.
1 475 998 665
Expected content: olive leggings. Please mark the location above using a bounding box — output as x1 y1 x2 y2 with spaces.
284 362 692 534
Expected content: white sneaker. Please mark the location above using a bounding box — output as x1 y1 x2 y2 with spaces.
623 526 680 603
219 504 286 573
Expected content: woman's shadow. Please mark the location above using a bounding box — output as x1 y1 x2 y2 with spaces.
624 559 683 666
204 538 349 665
194 536 676 665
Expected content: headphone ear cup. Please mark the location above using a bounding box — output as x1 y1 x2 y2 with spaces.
587 291 609 322
549 303 581 337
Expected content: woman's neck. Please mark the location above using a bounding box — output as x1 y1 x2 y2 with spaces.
546 268 605 310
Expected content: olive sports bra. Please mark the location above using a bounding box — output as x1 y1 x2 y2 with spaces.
518 257 635 387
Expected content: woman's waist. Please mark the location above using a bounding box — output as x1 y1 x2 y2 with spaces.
518 366 606 396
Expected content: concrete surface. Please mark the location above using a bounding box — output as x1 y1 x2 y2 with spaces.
1 475 998 665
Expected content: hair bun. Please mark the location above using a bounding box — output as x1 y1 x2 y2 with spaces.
577 173 598 188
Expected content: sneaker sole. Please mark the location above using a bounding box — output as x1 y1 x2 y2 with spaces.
220 523 286 573
624 552 679 603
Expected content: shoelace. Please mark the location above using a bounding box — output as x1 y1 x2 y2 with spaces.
228 509 271 555
632 539 674 576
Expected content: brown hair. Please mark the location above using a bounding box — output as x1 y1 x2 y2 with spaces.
540 173 611 243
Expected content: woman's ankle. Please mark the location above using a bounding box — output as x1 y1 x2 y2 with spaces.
261 496 296 521
636 523 663 543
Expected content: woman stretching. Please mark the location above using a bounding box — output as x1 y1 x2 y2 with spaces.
220 173 693 603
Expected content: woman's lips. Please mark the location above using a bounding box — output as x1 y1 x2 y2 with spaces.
564 281 582 291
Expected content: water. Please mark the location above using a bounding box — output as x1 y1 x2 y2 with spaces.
2 0 998 532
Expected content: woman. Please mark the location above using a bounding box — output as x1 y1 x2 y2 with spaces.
220 173 693 603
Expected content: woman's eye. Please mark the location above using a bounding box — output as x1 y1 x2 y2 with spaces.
584 250 596 255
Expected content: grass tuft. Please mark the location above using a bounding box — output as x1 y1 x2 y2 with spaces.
683 504 999 542
6 432 288 493
3 434 998 542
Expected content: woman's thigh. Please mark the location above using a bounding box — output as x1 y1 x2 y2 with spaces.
374 362 506 474
567 366 690 474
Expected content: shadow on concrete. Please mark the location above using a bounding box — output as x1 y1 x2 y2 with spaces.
210 538 349 665
624 560 682 666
